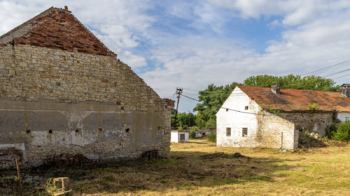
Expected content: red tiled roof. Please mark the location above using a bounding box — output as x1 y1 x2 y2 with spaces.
0 7 116 57
237 85 350 112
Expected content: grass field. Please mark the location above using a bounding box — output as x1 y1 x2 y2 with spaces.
2 138 350 195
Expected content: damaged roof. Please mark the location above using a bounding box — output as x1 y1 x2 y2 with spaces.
0 6 116 57
238 85 350 112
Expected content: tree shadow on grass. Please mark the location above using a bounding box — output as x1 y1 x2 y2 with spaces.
0 150 303 195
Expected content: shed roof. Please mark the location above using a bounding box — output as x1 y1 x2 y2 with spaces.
237 85 350 112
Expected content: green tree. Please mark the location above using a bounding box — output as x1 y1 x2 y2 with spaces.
193 82 241 122
205 118 216 128
244 74 340 91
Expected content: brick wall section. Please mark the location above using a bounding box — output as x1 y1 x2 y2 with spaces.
0 148 26 169
0 7 116 57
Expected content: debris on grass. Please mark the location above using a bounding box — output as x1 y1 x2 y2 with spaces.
200 152 251 160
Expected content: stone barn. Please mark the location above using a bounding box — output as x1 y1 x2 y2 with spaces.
216 83 350 150
0 6 174 169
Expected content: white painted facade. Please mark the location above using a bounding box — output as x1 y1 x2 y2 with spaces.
217 87 297 150
171 131 189 143
338 112 350 122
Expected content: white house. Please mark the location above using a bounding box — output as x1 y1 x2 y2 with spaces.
216 83 350 150
171 131 189 143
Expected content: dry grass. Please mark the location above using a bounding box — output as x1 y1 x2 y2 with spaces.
2 138 350 195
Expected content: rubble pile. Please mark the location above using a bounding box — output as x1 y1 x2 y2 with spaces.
139 150 159 161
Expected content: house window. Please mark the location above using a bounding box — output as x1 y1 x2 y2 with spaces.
346 117 349 121
245 106 248 110
180 134 185 141
226 128 231 136
242 128 248 137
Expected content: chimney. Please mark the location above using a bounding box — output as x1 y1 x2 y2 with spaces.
64 6 68 10
271 81 280 94
341 84 350 98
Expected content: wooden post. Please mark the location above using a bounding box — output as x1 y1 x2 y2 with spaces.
16 159 23 196
281 132 283 149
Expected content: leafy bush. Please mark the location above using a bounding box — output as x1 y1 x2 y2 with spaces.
308 103 319 111
207 133 216 143
332 121 350 141
190 130 196 139
325 123 337 139
178 126 183 131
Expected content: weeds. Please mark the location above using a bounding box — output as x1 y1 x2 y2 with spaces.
207 133 216 143
307 103 319 111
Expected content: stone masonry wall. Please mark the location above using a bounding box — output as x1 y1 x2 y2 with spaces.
258 111 297 150
278 111 333 137
0 44 173 168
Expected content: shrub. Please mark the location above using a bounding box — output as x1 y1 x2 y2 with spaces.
189 130 196 139
178 126 183 131
332 121 350 141
207 133 216 143
325 123 337 139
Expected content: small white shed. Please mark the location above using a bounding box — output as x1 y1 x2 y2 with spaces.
171 131 189 143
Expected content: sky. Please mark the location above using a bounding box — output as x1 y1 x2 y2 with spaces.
1 0 350 112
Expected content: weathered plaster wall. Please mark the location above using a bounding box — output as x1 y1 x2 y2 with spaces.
278 112 333 136
337 112 350 122
217 87 297 150
258 111 297 150
217 87 261 148
0 44 173 167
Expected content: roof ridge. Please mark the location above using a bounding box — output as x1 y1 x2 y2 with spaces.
237 85 340 94
0 6 116 57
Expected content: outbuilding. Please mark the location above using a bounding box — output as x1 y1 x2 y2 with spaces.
216 82 350 150
171 131 189 143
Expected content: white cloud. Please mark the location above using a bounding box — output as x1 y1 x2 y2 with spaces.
208 0 350 26
0 0 152 68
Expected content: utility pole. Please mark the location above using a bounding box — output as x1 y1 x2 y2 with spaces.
173 88 183 129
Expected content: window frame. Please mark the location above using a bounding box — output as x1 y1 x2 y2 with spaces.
226 127 231 137
242 128 248 137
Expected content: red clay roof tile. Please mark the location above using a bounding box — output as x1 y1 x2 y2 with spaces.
237 85 350 112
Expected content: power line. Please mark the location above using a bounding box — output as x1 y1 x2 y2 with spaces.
302 60 350 76
323 68 350 77
332 73 350 80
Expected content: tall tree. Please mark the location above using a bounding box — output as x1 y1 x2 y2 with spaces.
244 74 340 91
193 82 241 121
